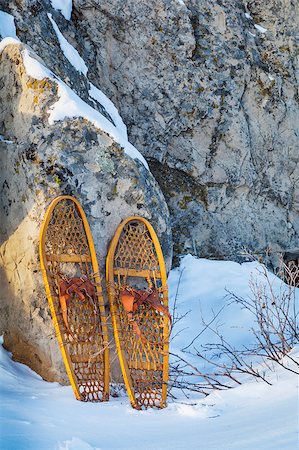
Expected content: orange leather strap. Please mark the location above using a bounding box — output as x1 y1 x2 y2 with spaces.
133 288 172 329
58 274 97 334
120 287 172 343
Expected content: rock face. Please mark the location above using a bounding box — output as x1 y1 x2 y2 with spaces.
2 0 298 263
0 42 171 382
70 0 298 262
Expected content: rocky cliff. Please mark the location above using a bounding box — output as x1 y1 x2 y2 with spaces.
71 0 299 261
2 0 298 262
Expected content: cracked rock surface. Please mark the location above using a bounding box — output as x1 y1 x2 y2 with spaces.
71 0 299 261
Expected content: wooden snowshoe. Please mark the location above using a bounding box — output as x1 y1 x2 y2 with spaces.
39 196 109 402
106 217 171 409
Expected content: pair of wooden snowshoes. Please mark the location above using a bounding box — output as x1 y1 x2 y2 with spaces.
39 196 170 409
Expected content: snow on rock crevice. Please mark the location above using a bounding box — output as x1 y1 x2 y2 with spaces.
50 0 73 21
254 23 267 33
89 82 128 139
44 14 147 167
47 13 88 75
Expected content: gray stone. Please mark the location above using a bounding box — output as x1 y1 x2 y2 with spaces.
69 0 299 262
0 43 172 382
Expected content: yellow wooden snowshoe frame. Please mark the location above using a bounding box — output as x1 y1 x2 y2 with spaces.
106 216 170 409
39 195 110 401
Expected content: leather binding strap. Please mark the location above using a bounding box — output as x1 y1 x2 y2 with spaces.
120 286 172 344
58 274 97 335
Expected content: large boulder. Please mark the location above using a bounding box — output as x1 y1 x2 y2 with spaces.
0 42 172 382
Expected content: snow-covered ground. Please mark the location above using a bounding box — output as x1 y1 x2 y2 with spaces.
1 256 298 450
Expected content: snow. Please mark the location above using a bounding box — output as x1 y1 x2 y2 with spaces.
47 80 148 169
47 13 88 75
169 256 273 349
50 0 72 21
0 134 13 144
244 13 267 34
1 257 298 449
243 12 267 34
89 83 127 138
23 48 53 80
254 23 268 33
0 10 17 39
0 36 20 53
169 256 298 379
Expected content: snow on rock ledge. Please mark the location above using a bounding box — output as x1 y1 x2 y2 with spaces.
50 0 73 21
0 42 172 383
0 36 148 170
